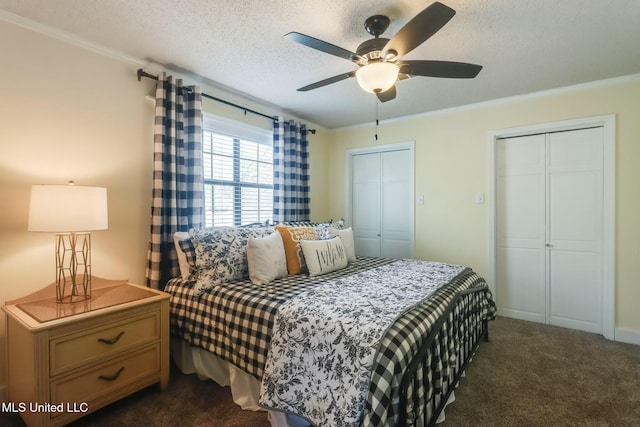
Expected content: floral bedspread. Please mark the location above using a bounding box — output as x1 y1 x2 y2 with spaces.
258 259 467 427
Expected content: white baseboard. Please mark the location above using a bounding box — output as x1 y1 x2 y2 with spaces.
615 328 640 346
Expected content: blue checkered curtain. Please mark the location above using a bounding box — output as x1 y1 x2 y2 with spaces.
145 73 204 289
273 117 310 222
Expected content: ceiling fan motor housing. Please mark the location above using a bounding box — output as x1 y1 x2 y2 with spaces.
359 15 395 63
356 38 390 62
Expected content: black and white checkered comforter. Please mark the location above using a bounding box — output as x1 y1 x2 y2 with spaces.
166 256 496 426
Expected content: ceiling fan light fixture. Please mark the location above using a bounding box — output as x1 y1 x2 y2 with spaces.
355 62 399 93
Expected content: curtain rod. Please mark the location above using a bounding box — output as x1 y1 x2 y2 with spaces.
137 68 277 122
137 68 316 134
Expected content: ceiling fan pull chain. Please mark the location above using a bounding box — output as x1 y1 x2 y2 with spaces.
375 100 379 141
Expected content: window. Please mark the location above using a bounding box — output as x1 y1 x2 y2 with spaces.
202 115 273 227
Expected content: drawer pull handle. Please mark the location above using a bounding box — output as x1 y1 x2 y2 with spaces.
98 367 125 382
97 331 125 345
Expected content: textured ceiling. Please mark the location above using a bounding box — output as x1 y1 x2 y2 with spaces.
1 0 639 129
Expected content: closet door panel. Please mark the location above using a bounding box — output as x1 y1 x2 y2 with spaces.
549 171 600 249
352 153 381 257
381 149 413 258
549 251 600 333
496 135 546 323
497 174 545 246
547 128 603 333
497 247 546 322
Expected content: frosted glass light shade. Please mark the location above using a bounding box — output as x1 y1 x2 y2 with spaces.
28 184 108 232
355 62 399 93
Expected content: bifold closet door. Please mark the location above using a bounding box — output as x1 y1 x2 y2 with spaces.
351 149 413 259
496 128 604 334
547 128 603 333
496 134 547 324
352 152 382 257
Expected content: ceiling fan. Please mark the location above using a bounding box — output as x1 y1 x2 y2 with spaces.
285 1 482 102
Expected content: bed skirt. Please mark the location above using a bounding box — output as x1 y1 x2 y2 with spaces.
170 337 457 426
171 338 311 427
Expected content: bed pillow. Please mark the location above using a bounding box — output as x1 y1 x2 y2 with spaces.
275 225 318 275
190 226 272 296
328 227 356 263
273 220 344 240
173 232 195 281
247 232 288 285
178 226 234 282
299 237 348 277
313 219 345 240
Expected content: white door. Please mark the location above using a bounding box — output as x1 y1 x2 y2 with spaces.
352 152 382 256
381 149 413 258
496 134 547 324
350 146 414 258
496 127 604 334
547 128 603 333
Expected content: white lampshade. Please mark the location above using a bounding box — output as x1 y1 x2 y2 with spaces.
28 184 108 232
355 62 399 93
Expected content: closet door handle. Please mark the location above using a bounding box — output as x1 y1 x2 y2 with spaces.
545 243 552 247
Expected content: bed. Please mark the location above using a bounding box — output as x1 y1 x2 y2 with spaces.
165 222 496 427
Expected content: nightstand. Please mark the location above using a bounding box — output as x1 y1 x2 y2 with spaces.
2 277 170 427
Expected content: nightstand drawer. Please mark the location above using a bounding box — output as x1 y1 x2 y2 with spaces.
50 310 160 376
50 344 160 414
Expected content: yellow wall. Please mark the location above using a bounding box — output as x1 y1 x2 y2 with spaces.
328 79 640 335
0 19 330 397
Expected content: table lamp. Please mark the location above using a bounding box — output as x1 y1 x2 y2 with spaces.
28 181 108 303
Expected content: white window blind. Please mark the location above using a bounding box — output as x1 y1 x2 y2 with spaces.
202 114 273 227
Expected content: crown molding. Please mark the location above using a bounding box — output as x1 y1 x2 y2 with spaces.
0 9 149 67
0 9 328 131
335 73 640 132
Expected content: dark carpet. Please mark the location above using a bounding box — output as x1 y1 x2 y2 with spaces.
2 317 639 426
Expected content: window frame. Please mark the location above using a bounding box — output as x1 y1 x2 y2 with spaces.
202 113 274 227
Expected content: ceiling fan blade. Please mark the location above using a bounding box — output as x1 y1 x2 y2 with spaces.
399 60 482 78
285 32 363 63
297 71 356 92
376 85 396 103
383 2 456 59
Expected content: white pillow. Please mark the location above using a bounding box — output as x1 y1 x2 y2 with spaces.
300 237 348 277
247 232 288 285
328 227 356 263
173 232 192 281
